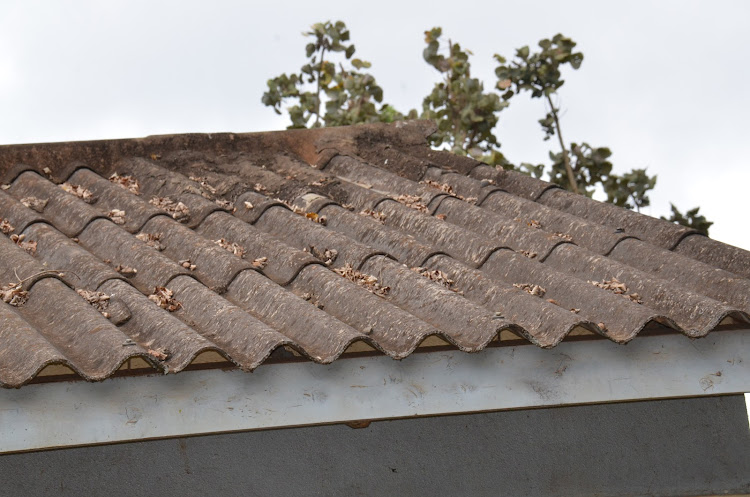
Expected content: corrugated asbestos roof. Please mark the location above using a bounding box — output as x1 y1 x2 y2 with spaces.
1 120 748 388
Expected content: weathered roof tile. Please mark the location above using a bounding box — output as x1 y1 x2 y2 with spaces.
1 120 748 387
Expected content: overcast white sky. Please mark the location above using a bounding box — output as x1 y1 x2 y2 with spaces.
1 0 748 249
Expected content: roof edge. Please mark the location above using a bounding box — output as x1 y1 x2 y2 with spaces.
0 120 438 182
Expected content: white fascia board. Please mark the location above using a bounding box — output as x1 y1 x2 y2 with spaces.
1 329 749 454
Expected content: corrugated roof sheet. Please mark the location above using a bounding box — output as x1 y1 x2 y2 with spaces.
1 120 748 387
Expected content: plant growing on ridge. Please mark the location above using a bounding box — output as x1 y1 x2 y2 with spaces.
262 21 408 128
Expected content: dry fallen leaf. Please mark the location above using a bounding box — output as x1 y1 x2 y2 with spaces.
513 283 546 297
60 183 96 204
179 259 197 271
411 266 460 293
456 194 478 204
520 250 538 259
76 288 111 317
215 238 245 258
360 209 386 224
305 212 327 225
588 277 643 304
147 347 170 361
148 286 181 312
333 264 390 297
109 173 141 195
553 232 574 242
115 265 138 277
394 194 428 213
149 197 190 222
435 213 447 221
108 209 126 225
300 292 324 309
419 179 455 195
0 218 14 235
214 198 235 212
527 219 542 229
10 234 37 255
20 196 48 213
135 232 165 251
310 246 337 265
189 175 218 196
243 201 254 210
0 283 28 307
252 256 268 269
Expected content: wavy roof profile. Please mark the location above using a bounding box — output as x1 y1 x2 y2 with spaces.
0 120 748 388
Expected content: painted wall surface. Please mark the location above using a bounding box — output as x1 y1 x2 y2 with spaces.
1 395 748 497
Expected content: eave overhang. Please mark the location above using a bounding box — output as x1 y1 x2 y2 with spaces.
1 328 749 454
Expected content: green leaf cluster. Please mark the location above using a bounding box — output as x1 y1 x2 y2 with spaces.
420 28 509 165
262 22 712 234
495 35 659 213
494 34 583 102
261 21 411 129
661 205 713 235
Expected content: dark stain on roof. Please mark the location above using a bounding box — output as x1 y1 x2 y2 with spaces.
1 120 748 387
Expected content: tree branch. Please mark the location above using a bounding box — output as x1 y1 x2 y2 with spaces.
546 93 579 194
314 46 326 127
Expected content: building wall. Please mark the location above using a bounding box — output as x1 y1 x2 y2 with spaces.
2 395 749 497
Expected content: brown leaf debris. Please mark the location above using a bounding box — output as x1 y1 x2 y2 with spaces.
76 289 111 318
513 283 546 298
0 218 14 235
360 209 386 224
333 264 390 297
394 194 428 213
148 286 182 312
305 212 327 225
214 199 235 212
251 256 268 269
300 292 324 309
109 173 141 195
588 277 643 304
553 232 574 242
189 175 218 196
149 197 190 222
10 234 37 255
411 267 462 294
135 232 165 251
1 282 28 307
107 209 126 225
215 238 245 258
310 246 338 265
420 179 455 195
179 259 197 271
115 265 138 277
527 219 542 229
519 250 537 259
20 196 48 213
147 347 170 361
60 183 96 204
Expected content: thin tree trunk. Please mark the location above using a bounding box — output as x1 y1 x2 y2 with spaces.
546 94 578 194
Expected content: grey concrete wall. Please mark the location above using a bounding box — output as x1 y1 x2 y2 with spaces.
1 395 748 497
